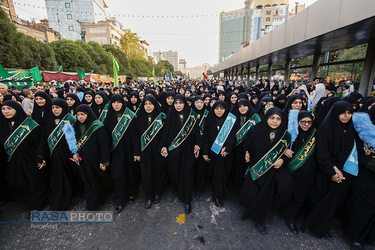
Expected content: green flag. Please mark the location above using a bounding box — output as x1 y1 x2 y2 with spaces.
57 65 63 73
188 72 190 79
113 56 119 87
89 70 94 74
30 66 43 82
57 81 61 88
77 70 86 80
153 67 158 85
0 63 13 79
170 71 174 80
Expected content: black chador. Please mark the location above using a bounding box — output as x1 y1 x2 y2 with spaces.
191 96 209 197
202 100 235 207
239 107 292 234
103 95 139 212
301 101 355 238
283 110 316 233
74 104 112 211
37 99 83 210
161 94 201 214
135 95 167 208
32 91 52 129
0 101 47 210
231 99 257 189
343 106 375 246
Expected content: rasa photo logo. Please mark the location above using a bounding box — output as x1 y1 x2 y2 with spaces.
30 211 114 223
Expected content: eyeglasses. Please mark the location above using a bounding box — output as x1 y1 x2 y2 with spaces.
299 120 313 125
195 101 204 104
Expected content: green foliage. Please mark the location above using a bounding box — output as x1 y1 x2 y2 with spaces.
155 60 174 77
102 44 132 76
120 32 145 61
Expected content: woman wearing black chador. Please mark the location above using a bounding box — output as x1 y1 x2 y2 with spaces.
239 107 292 235
161 94 201 214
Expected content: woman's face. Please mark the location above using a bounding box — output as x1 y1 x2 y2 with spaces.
166 96 174 106
185 91 191 97
291 99 303 111
1 105 16 119
239 104 249 115
210 99 216 107
204 97 210 106
84 94 93 103
194 100 204 110
267 114 282 129
174 99 184 112
214 106 225 118
339 110 352 124
230 95 238 104
76 111 88 123
219 94 225 101
51 105 63 117
252 98 258 105
139 93 145 101
112 101 122 112
144 100 155 114
95 95 103 105
35 96 46 107
299 117 313 131
66 97 75 107
130 96 138 104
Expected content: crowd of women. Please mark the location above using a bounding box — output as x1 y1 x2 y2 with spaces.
0 78 374 249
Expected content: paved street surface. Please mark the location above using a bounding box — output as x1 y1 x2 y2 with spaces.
0 189 371 249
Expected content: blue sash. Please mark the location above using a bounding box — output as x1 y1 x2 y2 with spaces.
211 112 237 154
343 140 359 176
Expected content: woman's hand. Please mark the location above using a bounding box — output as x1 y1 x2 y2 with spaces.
284 149 294 158
134 156 140 162
161 147 168 158
245 151 250 163
37 160 46 169
99 163 107 171
331 166 345 183
70 154 79 165
220 147 228 157
272 159 284 169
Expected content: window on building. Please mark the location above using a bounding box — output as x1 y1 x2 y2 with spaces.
266 11 271 15
276 10 278 15
65 2 70 8
68 26 74 31
280 10 283 14
266 17 270 21
67 14 72 19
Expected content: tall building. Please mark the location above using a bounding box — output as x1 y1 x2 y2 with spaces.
45 0 108 41
219 0 253 63
153 50 178 71
0 0 16 21
178 59 187 74
85 17 124 46
251 0 289 42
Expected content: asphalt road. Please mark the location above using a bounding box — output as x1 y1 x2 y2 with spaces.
0 189 372 249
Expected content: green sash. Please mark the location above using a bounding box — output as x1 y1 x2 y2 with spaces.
111 108 135 150
245 131 291 181
77 120 104 151
4 117 39 161
288 128 316 172
168 109 198 151
199 110 209 135
47 114 76 155
141 112 166 152
234 114 261 147
98 103 109 123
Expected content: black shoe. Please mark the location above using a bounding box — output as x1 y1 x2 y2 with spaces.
114 206 123 214
154 195 161 204
214 199 223 207
325 232 333 240
185 203 191 214
256 223 267 235
287 223 299 235
144 200 152 209
351 241 364 250
129 196 135 204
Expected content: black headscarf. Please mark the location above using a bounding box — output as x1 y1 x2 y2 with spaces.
136 95 161 136
127 91 141 113
66 93 80 114
91 91 109 118
160 91 175 114
81 91 94 105
314 96 340 128
274 94 287 110
0 101 28 143
233 99 256 122
32 91 52 127
103 94 126 133
74 104 98 138
369 105 375 125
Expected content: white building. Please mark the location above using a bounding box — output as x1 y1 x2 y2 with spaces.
153 50 179 71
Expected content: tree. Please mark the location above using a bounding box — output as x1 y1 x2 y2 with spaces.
50 40 95 72
74 41 112 75
155 60 174 77
120 32 145 61
102 44 133 77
